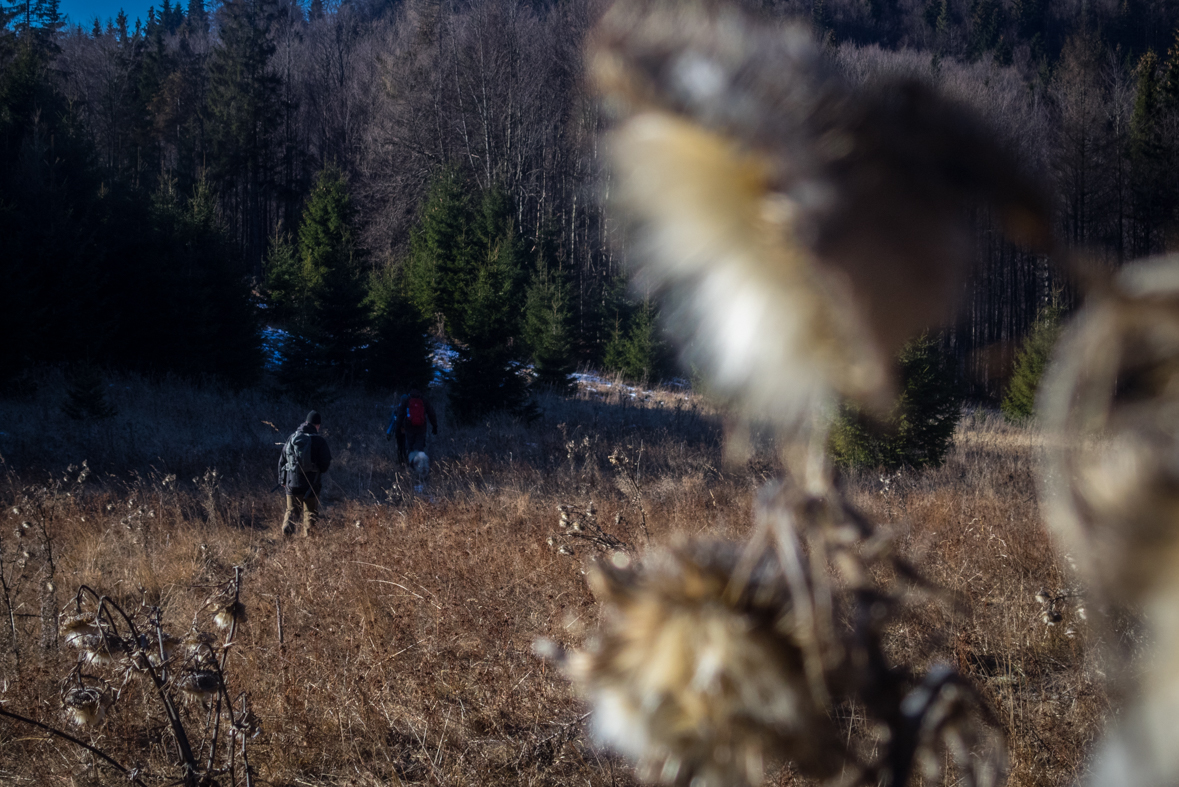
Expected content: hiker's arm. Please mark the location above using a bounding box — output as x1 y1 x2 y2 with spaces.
427 401 438 433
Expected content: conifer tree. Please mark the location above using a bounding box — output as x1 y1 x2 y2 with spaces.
264 228 300 323
62 364 116 420
181 177 262 385
278 165 367 385
184 0 207 34
447 185 532 422
403 169 471 327
523 259 577 394
365 267 434 392
603 297 674 385
206 0 280 270
829 335 963 469
1001 303 1063 421
1129 50 1171 256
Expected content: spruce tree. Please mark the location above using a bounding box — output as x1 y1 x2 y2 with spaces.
1001 303 1063 421
523 259 577 395
182 177 261 385
403 169 471 327
829 335 963 469
205 0 280 269
365 267 434 392
62 364 116 420
603 297 674 385
1129 50 1170 256
279 165 367 386
264 228 300 323
447 185 532 422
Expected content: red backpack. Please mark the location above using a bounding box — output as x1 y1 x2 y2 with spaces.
406 396 427 427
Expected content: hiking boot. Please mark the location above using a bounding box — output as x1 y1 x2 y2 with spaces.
282 523 294 536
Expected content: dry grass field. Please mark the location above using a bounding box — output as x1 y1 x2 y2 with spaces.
0 372 1107 786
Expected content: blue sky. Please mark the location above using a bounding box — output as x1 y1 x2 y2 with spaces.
59 0 164 30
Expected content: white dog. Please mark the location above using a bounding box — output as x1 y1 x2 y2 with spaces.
408 450 429 482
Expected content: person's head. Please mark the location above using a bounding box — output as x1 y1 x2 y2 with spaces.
408 389 422 399
305 410 321 430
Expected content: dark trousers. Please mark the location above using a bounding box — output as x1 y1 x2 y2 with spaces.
405 428 427 454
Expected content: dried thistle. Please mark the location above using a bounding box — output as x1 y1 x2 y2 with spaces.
1039 255 1179 605
145 632 180 667
1038 254 1179 785
61 685 112 727
213 601 245 632
78 632 127 667
60 613 99 648
181 631 215 658
554 485 1007 787
176 669 220 700
567 542 850 786
588 0 1050 427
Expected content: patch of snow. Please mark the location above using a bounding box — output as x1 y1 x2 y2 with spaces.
261 326 289 371
429 340 457 388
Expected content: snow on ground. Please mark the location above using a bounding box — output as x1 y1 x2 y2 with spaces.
261 331 689 404
429 340 459 388
261 326 289 371
572 371 691 404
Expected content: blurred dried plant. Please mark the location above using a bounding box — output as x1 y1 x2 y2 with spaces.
1038 254 1179 786
557 485 1006 787
588 0 1051 431
557 1 1052 784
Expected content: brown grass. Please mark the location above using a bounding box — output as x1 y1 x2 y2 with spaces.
0 374 1107 786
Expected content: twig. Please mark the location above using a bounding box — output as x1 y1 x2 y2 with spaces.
0 526 20 671
0 707 149 787
365 579 443 610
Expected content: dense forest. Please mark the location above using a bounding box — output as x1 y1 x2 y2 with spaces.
3 0 1179 404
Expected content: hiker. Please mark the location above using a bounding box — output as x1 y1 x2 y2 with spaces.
278 411 332 537
386 389 438 462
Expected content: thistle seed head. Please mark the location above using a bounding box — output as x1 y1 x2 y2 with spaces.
146 633 180 667
182 631 215 658
1041 610 1062 626
62 686 112 727
567 541 848 786
177 669 220 700
61 613 100 648
80 633 127 667
213 601 245 632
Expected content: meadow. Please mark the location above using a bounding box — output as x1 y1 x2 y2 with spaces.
0 372 1105 786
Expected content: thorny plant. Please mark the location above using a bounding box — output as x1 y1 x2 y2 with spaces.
195 468 224 525
559 422 600 495
548 501 632 557
609 446 651 543
0 567 258 787
7 481 67 658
